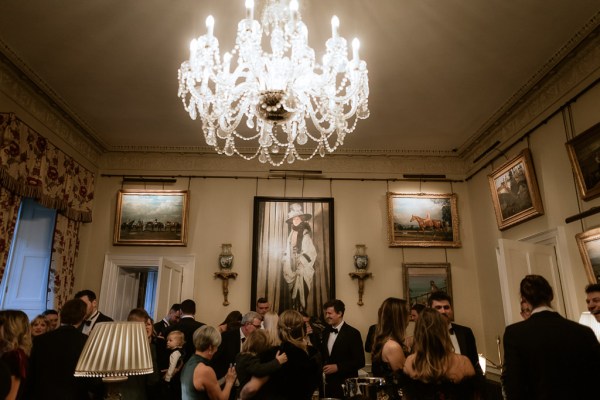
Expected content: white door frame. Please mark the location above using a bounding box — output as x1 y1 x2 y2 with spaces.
99 254 195 320
520 226 578 320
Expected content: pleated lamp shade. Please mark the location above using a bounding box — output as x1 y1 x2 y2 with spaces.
74 321 153 381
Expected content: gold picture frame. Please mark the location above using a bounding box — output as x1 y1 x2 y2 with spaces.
403 263 452 306
488 149 544 230
387 193 460 248
113 190 189 246
576 227 600 284
565 122 600 201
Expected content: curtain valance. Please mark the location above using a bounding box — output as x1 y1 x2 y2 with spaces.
0 112 95 222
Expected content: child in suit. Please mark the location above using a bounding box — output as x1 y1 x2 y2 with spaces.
163 330 185 400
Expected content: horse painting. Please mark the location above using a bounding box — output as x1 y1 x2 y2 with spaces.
410 214 445 233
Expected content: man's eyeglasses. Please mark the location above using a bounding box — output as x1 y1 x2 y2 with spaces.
434 305 451 310
252 323 262 329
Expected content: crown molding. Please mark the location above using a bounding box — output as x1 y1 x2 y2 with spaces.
460 12 600 175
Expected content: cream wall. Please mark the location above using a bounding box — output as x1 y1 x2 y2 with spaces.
76 169 483 363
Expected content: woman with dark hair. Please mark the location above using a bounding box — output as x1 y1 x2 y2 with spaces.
218 310 242 333
0 310 31 400
121 308 161 400
240 310 321 400
402 308 478 399
371 297 410 400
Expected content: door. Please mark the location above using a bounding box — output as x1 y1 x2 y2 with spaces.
496 238 566 326
0 198 56 319
155 259 183 319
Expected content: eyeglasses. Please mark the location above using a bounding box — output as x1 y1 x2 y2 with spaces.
252 324 262 329
434 305 451 310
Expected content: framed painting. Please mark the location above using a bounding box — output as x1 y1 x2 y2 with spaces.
566 122 600 201
488 149 544 230
387 193 460 247
251 197 335 318
113 190 189 246
403 263 452 306
576 227 600 284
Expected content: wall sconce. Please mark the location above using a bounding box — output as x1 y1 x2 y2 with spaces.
349 244 372 306
74 322 153 399
214 243 237 306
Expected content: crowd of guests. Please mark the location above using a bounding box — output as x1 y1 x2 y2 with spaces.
0 280 599 400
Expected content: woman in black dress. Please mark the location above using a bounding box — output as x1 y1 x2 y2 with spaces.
371 297 410 400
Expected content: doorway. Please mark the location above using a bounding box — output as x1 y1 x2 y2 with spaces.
99 254 195 321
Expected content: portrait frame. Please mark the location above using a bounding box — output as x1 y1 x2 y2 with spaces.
251 197 335 317
113 189 189 246
566 122 600 201
575 227 600 284
488 149 544 230
387 193 460 248
403 263 452 306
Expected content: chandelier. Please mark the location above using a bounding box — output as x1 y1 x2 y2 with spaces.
178 0 369 166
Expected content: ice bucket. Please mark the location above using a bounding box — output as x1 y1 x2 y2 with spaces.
343 377 386 400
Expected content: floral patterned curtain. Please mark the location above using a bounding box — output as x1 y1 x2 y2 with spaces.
0 112 95 305
0 187 21 283
47 214 80 309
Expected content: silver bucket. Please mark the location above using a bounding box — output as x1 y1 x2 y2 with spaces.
343 377 386 400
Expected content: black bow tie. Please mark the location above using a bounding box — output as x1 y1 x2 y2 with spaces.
330 327 339 334
241 337 246 343
449 328 455 335
84 320 92 326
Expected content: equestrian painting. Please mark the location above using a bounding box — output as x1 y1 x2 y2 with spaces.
114 190 189 246
488 149 544 230
387 193 460 248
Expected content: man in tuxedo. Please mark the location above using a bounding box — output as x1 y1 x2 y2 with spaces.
586 283 600 322
154 303 181 338
164 299 205 362
212 311 262 379
321 299 364 399
428 291 482 375
27 298 90 399
75 289 113 335
503 275 600 399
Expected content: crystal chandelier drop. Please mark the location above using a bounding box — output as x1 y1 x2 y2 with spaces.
178 0 369 166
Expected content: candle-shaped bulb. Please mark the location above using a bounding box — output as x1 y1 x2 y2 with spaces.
190 38 198 53
331 16 339 38
245 0 254 20
206 15 215 37
352 38 360 61
290 0 298 24
223 52 232 72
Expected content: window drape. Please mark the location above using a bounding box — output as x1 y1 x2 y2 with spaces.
0 112 95 308
0 187 21 284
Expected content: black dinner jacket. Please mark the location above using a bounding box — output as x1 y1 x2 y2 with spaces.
164 316 205 362
212 327 243 379
321 321 365 398
451 322 482 375
153 319 169 338
27 325 90 400
503 310 600 400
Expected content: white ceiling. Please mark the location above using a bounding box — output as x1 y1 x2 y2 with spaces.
1 0 599 159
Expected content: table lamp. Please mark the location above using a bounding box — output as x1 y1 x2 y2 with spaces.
74 321 153 399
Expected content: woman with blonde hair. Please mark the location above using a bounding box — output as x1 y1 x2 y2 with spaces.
240 310 320 400
262 311 281 347
181 325 237 400
371 297 410 400
30 315 49 338
0 310 32 400
402 308 479 399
